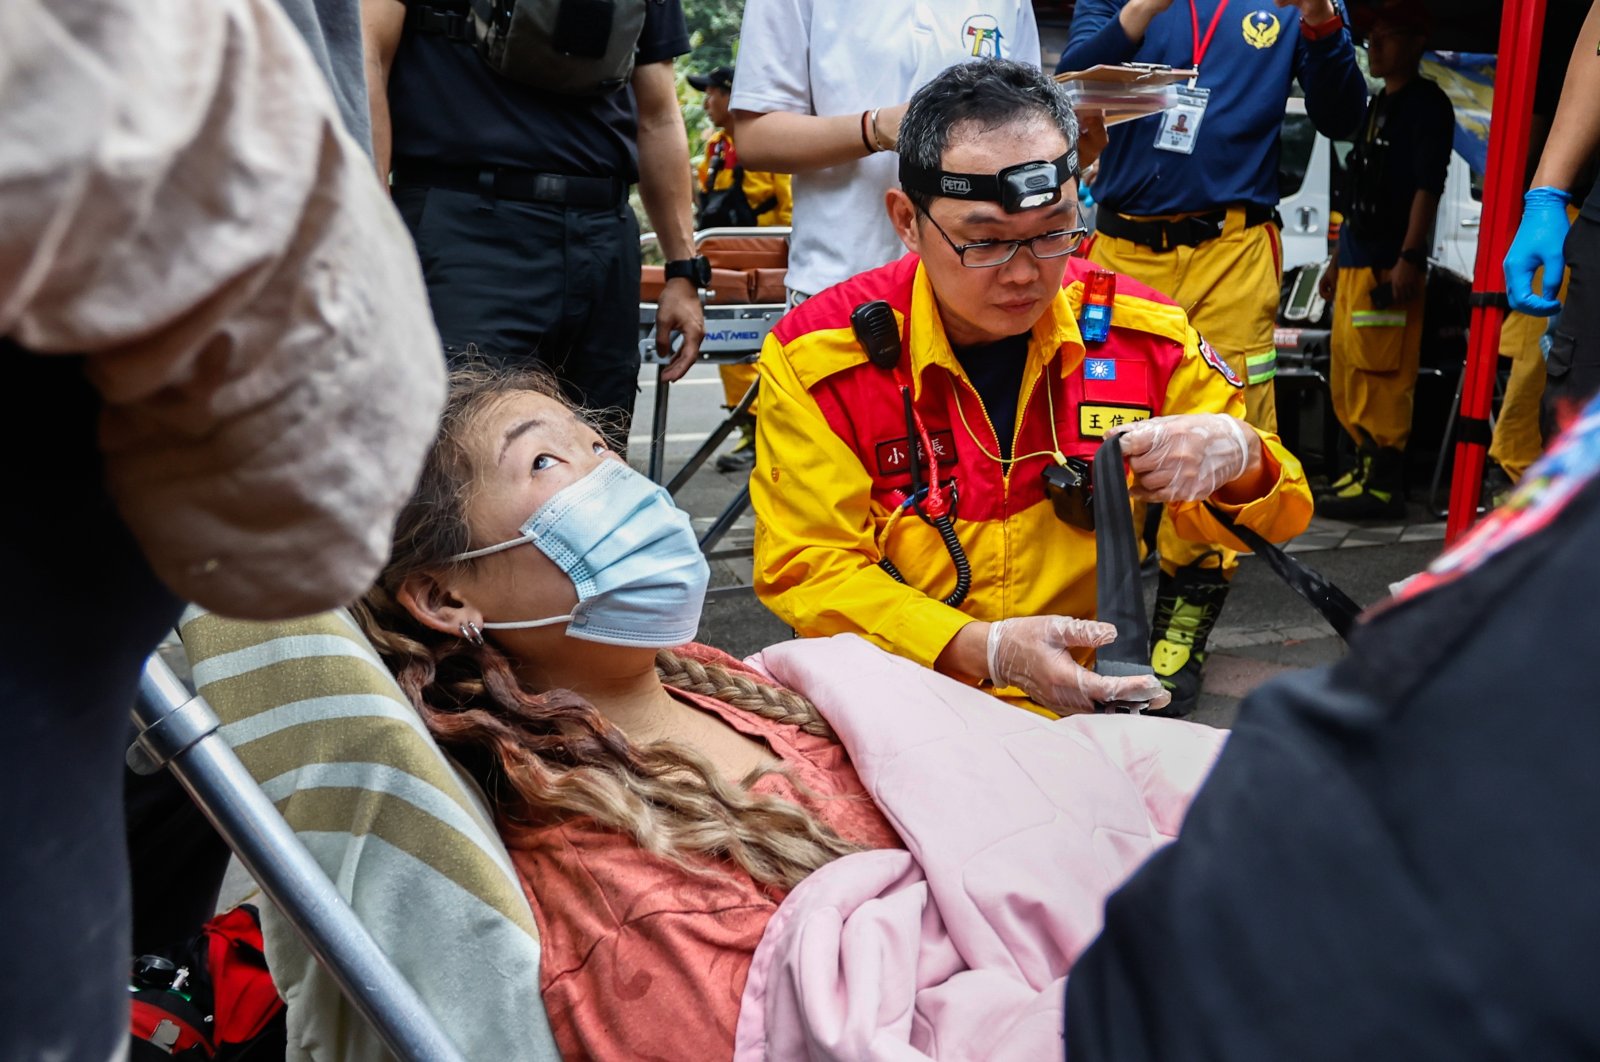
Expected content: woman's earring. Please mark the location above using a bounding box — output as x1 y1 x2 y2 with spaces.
459 621 485 647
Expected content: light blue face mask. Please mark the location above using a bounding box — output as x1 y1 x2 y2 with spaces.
450 460 709 648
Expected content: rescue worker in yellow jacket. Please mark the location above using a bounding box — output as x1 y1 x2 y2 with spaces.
690 64 793 472
751 60 1312 718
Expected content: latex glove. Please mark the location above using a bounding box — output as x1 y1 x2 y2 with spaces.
1110 413 1261 502
1505 186 1573 316
987 616 1171 713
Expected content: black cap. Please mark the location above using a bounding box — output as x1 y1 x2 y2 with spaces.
688 66 735 92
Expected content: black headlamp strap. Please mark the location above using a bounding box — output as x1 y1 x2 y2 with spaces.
899 150 1079 204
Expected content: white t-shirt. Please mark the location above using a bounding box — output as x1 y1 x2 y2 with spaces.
732 0 1040 297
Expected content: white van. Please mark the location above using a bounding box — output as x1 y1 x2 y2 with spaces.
1275 95 1482 277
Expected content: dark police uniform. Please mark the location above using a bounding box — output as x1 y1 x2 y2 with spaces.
387 0 689 427
1544 183 1600 440
1065 392 1600 1059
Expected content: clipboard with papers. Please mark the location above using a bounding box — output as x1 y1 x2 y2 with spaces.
1053 63 1196 124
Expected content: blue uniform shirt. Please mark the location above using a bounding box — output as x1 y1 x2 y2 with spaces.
1059 1 1365 216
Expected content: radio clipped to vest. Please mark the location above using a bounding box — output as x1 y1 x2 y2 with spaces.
413 0 648 96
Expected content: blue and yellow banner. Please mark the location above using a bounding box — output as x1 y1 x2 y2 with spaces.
1421 50 1494 176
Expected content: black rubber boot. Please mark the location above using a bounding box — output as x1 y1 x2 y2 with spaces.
1318 432 1375 499
716 421 756 473
1319 446 1406 520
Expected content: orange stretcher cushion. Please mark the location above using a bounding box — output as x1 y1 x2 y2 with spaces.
706 268 755 305
640 264 666 303
701 235 789 272
640 234 789 305
750 268 788 304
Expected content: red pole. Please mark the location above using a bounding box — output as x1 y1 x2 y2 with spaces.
1445 0 1547 543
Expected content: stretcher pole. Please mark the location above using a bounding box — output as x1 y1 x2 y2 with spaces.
129 654 468 1062
1446 0 1547 542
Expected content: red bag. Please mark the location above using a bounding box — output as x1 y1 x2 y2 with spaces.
130 904 286 1059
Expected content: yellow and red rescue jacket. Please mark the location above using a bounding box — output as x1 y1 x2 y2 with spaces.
752 254 1312 676
698 130 793 227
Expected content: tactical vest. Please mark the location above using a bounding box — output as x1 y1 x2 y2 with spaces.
411 0 648 97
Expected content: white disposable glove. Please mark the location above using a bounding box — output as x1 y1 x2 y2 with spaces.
1110 413 1262 503
986 616 1171 713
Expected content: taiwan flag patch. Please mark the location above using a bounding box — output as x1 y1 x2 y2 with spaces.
1198 335 1243 388
1085 358 1117 381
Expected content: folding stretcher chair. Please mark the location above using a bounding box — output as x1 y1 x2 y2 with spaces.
130 610 561 1062
638 227 789 585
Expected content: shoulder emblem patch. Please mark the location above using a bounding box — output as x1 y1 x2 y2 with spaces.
1198 335 1244 388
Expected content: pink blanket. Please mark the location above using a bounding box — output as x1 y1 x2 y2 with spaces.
735 635 1226 1061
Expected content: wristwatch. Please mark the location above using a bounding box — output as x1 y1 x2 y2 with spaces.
1399 247 1429 266
664 256 712 287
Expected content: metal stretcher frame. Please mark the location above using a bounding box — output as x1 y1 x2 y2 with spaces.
128 653 467 1062
638 227 789 593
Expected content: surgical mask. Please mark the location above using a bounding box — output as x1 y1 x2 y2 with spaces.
450 460 709 647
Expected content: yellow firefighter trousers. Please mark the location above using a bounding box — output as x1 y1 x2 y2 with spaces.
1329 265 1425 451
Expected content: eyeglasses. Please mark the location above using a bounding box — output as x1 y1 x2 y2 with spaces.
918 206 1088 269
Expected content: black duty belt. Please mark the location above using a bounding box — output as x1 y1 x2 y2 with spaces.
1096 203 1279 252
392 159 628 208
406 3 473 42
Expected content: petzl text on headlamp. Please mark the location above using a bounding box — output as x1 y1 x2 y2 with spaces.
900 150 1079 214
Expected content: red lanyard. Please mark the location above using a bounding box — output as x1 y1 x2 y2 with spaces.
1187 0 1229 71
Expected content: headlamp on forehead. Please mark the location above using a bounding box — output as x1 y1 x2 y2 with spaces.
900 149 1078 214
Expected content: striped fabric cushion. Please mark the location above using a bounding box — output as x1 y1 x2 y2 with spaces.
179 607 559 1062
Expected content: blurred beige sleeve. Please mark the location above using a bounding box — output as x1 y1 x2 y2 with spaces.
0 0 445 619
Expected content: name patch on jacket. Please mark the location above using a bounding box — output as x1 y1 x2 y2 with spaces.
1199 335 1244 388
876 430 957 476
1080 404 1152 437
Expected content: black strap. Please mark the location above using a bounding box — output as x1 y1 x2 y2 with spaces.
1456 416 1493 447
390 159 626 208
1203 502 1363 641
901 151 1078 203
1092 436 1155 676
406 2 474 42
1097 203 1278 251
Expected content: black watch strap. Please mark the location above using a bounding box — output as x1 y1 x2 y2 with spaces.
1399 247 1428 266
664 256 712 286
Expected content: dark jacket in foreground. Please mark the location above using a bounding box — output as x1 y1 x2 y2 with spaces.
1067 397 1600 1060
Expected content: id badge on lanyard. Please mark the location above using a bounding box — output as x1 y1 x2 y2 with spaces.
1155 0 1226 155
1154 86 1210 154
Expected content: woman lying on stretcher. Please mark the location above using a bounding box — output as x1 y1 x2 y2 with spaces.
353 366 1223 1061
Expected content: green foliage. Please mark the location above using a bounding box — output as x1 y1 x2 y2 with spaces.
635 0 745 248
685 0 745 70
677 0 746 163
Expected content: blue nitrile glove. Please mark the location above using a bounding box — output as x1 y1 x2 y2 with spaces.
1505 186 1573 316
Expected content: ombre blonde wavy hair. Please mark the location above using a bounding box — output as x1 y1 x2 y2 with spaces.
352 365 860 891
